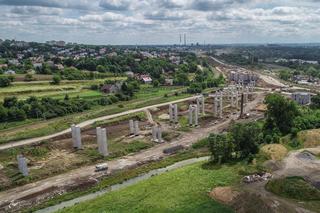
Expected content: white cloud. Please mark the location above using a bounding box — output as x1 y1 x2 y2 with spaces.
0 0 319 44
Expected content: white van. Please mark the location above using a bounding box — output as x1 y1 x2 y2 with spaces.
95 163 108 172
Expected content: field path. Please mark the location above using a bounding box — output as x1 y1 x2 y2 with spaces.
0 96 200 151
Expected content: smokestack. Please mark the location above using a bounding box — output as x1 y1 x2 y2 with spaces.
179 34 182 45
184 33 186 46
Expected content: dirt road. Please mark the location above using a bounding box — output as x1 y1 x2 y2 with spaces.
0 93 264 212
243 147 320 213
0 96 201 151
209 56 288 88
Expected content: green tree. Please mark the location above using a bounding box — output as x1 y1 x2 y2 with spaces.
0 76 11 87
279 69 291 81
24 73 34 82
152 79 160 87
311 94 320 109
264 93 300 135
96 65 106 73
208 133 234 164
230 122 261 158
51 75 61 85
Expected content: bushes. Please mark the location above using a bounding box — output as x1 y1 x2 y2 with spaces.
0 96 92 122
0 76 11 87
266 176 320 201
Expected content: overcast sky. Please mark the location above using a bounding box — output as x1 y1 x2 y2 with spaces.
0 0 319 45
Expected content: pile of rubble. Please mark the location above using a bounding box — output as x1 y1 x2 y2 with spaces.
242 172 272 184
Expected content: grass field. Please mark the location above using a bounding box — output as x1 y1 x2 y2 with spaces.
57 161 239 213
0 85 188 144
0 78 125 100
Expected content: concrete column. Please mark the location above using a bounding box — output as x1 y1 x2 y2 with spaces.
134 121 139 136
196 98 200 115
173 104 178 123
71 124 76 148
219 93 223 118
169 104 173 123
188 105 193 126
157 126 163 143
231 92 235 108
201 96 205 115
152 126 158 142
194 105 199 126
235 91 239 108
96 127 102 154
213 96 217 117
17 155 28 177
75 126 82 149
129 120 134 135
100 128 108 157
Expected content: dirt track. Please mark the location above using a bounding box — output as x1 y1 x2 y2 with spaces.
242 147 320 213
0 93 265 212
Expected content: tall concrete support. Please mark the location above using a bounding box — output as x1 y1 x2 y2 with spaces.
214 96 218 117
196 96 205 115
188 105 199 126
96 127 102 154
188 105 193 126
201 96 205 115
194 106 199 126
100 128 109 156
244 87 249 103
169 104 173 122
71 125 82 149
152 126 158 142
17 155 28 177
152 126 163 143
235 91 239 108
169 104 179 124
134 121 139 136
173 104 178 123
157 126 163 143
219 92 223 118
71 124 76 147
129 120 134 135
96 127 108 156
240 93 244 118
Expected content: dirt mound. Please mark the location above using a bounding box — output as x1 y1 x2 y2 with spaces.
209 187 240 204
230 191 297 213
261 144 288 160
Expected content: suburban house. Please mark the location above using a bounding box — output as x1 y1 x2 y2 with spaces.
138 75 152 84
4 70 16 75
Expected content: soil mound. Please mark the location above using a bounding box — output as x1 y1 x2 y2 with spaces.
209 187 240 204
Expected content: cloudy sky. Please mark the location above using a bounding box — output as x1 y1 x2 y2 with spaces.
0 0 319 45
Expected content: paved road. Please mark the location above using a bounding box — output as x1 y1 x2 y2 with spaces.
0 93 264 212
0 96 201 151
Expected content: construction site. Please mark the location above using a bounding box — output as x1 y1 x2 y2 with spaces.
0 57 319 213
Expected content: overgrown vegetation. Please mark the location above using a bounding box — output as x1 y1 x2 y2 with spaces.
266 176 320 201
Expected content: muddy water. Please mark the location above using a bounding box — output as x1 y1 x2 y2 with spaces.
36 156 210 213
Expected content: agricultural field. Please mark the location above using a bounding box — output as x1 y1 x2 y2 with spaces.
57 161 239 213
